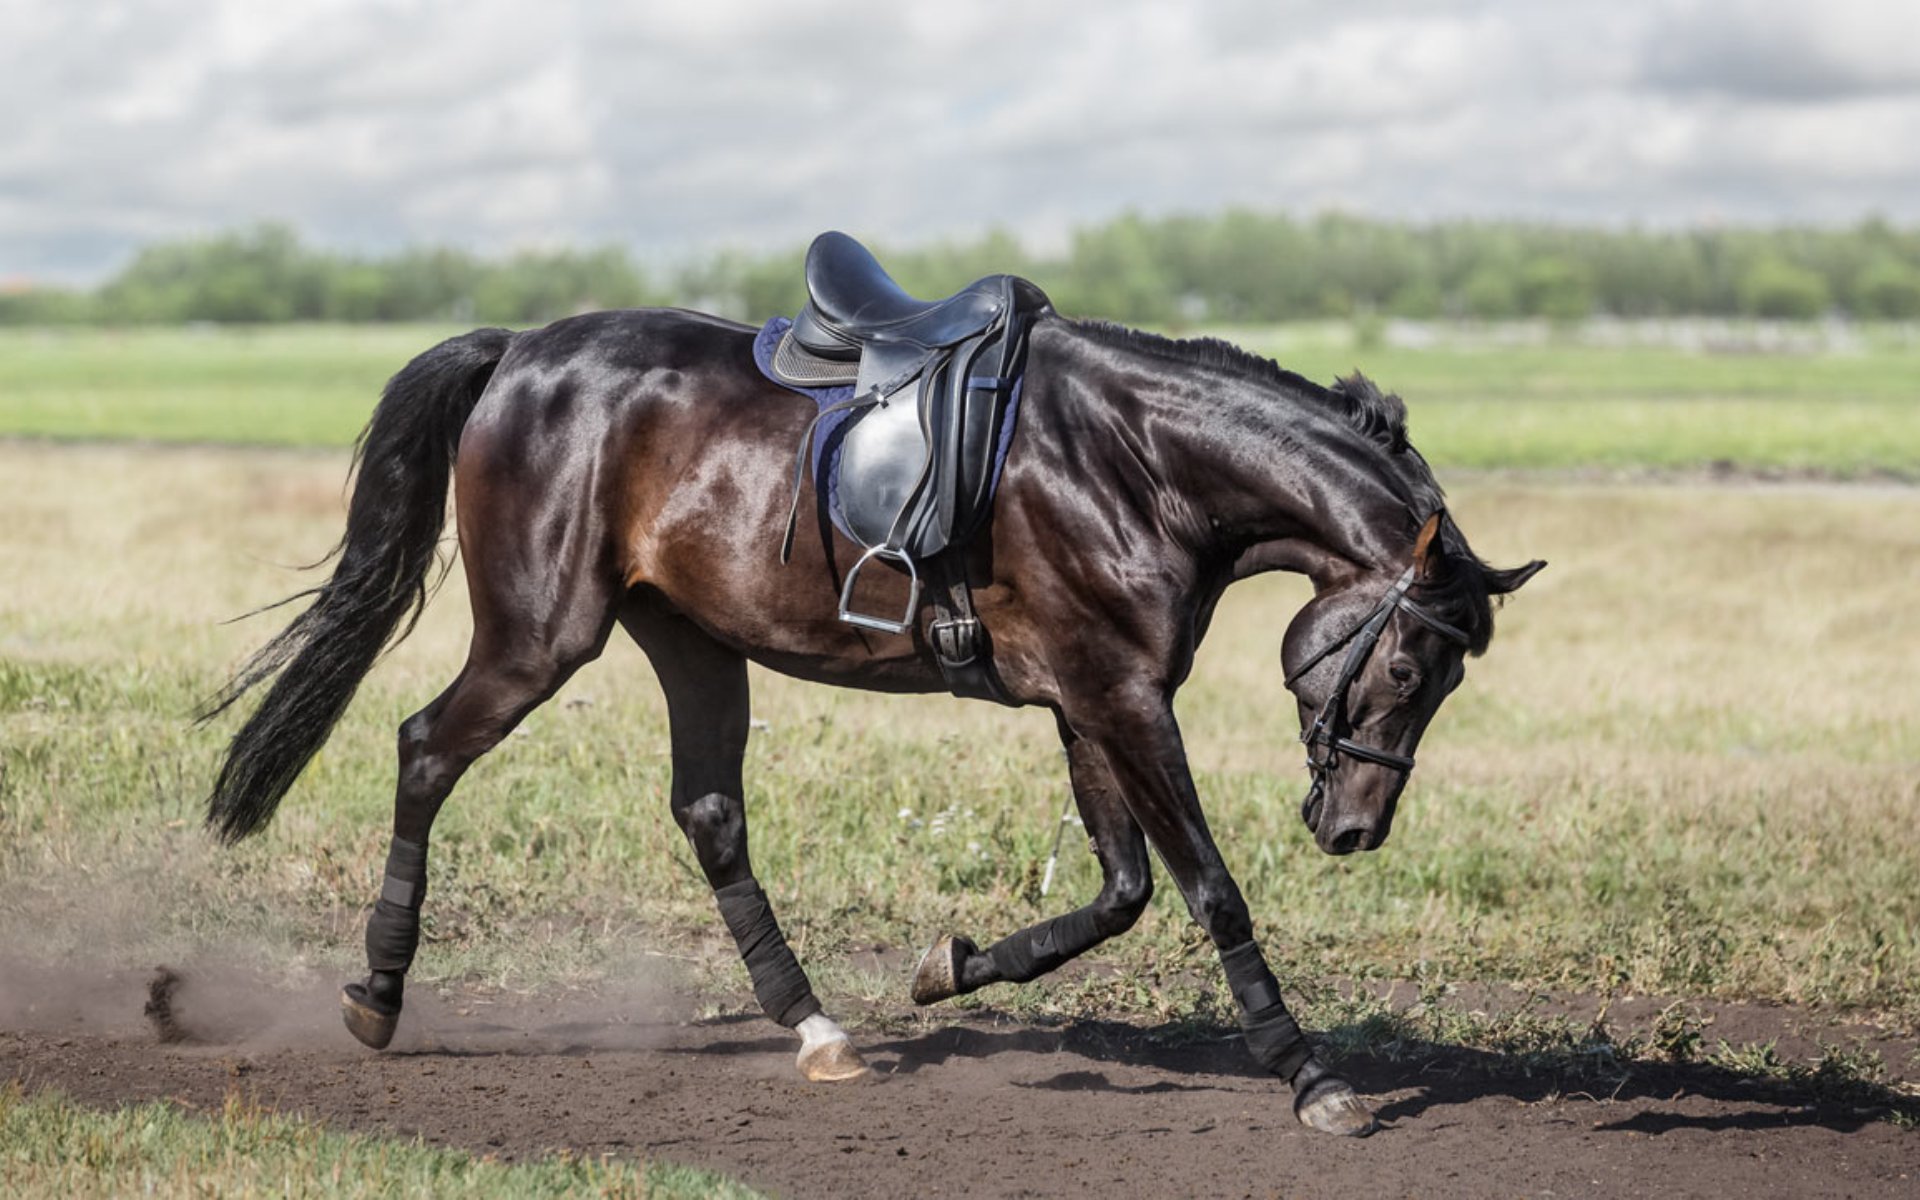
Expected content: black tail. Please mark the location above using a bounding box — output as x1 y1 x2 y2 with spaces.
200 327 514 842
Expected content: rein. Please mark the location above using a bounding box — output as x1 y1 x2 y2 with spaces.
1285 566 1470 779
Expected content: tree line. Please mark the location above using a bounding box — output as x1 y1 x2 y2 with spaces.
6 213 1919 327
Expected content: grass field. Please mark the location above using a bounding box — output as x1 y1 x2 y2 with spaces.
0 1083 759 1199
4 443 1915 1025
3 322 1919 474
3 323 1918 1170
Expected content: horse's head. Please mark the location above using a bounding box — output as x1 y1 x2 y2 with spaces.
1281 511 1543 855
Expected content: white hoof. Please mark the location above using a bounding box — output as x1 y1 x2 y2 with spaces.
795 1013 869 1082
797 1036 870 1081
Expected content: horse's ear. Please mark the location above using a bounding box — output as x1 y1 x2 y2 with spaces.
1413 511 1446 580
1485 559 1546 595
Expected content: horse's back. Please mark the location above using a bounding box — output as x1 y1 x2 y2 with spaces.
448 308 921 675
455 307 802 482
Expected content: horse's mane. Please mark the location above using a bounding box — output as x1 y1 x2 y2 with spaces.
1070 320 1412 452
1069 319 1501 652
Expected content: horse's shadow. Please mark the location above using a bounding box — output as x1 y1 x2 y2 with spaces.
691 1010 1908 1136
395 1005 1910 1136
1345 1039 1900 1136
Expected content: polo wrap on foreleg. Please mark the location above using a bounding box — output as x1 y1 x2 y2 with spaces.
1220 940 1313 1082
986 907 1103 983
365 835 428 974
713 879 823 1028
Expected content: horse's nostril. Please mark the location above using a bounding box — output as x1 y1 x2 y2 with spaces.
1329 826 1368 855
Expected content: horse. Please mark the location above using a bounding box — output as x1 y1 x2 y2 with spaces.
201 301 1543 1138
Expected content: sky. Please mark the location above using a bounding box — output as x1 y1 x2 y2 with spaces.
4 0 1918 283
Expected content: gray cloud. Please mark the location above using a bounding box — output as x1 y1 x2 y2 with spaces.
3 0 1917 284
1641 0 1920 99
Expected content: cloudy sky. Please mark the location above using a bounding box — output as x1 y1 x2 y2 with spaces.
4 0 1917 282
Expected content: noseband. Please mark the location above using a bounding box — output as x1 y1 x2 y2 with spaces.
1284 567 1471 782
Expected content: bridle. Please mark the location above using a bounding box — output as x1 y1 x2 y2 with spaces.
1284 566 1472 786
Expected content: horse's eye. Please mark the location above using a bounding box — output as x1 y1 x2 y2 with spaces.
1389 663 1417 686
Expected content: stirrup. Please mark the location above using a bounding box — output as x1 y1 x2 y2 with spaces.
838 544 921 634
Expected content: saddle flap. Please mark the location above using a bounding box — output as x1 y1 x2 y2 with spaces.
836 383 932 551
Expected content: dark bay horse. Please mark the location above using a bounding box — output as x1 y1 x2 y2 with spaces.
203 307 1542 1137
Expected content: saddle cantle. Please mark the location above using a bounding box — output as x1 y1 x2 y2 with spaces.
764 231 1051 701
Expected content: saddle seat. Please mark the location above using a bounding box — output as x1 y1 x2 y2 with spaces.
790 232 1013 360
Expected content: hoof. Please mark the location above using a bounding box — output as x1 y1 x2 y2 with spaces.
340 983 399 1051
797 1036 870 1082
1295 1078 1379 1137
910 934 973 1006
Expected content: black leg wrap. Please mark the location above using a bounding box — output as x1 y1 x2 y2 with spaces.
986 908 1103 983
1220 940 1314 1082
365 836 427 975
713 879 822 1028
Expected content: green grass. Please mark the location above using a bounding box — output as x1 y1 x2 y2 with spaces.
1 322 1917 472
0 325 460 446
0 1083 759 1199
1245 325 1920 474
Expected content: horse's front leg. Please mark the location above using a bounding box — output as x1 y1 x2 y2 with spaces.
911 714 1153 1002
1073 687 1377 1137
623 606 867 1082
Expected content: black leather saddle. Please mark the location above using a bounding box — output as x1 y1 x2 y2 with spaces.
773 232 1050 653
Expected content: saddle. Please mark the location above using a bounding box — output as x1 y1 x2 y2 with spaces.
769 232 1051 701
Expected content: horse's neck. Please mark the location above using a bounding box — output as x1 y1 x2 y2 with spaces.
1157 369 1418 583
1034 321 1424 588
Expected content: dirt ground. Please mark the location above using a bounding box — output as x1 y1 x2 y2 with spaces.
3 960 1914 1199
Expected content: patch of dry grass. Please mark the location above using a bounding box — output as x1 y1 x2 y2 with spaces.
2 443 1915 1032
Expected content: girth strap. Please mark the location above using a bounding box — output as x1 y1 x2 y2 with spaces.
924 553 1012 705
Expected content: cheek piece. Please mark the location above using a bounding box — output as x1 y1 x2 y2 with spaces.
1283 567 1471 790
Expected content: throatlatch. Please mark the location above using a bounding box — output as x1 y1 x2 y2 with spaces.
1220 940 1314 1082
365 835 427 975
713 879 823 1028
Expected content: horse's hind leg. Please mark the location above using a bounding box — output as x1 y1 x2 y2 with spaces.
621 600 867 1082
910 715 1153 1003
341 559 616 1049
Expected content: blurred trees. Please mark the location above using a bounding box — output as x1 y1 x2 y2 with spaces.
3 224 659 326
6 214 1920 326
1737 258 1831 319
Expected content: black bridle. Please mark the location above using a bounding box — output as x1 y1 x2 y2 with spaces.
1284 566 1472 787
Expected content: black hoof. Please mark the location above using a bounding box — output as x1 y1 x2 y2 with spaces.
341 982 400 1050
910 934 977 1005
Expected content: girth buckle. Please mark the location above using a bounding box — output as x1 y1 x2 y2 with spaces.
929 615 982 667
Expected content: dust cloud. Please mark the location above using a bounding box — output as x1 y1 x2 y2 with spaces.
1 844 699 1056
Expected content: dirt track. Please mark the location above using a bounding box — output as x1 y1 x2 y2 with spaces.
3 964 1915 1199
